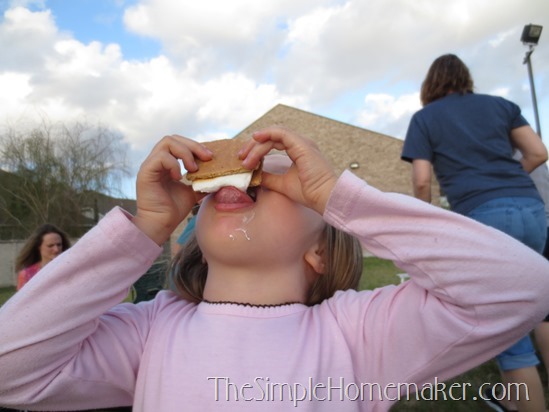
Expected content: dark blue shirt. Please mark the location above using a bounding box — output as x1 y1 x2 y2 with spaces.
401 93 541 214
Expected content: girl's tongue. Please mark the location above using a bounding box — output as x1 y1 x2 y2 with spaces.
214 186 253 207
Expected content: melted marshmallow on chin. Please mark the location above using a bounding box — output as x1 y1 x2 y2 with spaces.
192 172 252 193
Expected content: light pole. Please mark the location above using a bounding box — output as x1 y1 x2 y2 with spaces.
520 24 543 137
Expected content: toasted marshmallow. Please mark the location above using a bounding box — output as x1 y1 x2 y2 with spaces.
191 172 252 193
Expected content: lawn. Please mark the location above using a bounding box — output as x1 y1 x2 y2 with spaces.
0 286 15 306
0 258 546 411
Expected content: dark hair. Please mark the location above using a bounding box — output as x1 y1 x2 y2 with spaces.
15 224 71 271
168 224 364 306
420 54 474 106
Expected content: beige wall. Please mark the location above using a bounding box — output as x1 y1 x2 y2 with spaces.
0 241 23 287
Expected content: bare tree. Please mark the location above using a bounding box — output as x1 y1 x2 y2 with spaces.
0 119 130 238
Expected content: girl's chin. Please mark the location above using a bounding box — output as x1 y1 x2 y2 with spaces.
199 223 256 245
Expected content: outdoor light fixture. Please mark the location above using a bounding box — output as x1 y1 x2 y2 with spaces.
349 162 359 170
521 24 543 45
521 24 543 136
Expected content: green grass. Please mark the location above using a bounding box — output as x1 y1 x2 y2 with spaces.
0 286 15 306
1 258 547 411
361 256 403 290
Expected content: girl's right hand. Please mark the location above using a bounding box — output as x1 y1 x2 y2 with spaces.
239 126 338 215
133 135 213 245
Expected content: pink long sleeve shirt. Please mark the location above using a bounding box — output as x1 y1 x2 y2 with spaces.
1 172 549 411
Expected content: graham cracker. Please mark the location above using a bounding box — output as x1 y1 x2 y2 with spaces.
186 138 262 186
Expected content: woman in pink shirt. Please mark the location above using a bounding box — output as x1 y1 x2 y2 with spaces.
15 223 71 290
1 127 549 411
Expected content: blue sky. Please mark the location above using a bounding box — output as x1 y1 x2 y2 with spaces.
37 0 161 60
0 0 548 199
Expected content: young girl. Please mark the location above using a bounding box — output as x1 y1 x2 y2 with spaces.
1 126 548 411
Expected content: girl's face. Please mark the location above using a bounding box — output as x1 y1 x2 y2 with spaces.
195 155 325 265
39 233 63 264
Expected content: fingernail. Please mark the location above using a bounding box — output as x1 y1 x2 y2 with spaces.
201 145 213 155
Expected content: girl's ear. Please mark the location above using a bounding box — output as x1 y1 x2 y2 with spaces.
304 245 325 276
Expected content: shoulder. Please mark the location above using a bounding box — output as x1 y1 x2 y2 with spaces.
149 290 196 310
476 93 520 110
320 288 386 321
412 95 456 118
107 290 198 326
21 262 41 276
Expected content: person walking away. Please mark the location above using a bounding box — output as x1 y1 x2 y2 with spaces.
401 54 549 412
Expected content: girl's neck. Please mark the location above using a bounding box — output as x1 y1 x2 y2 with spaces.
202 262 310 306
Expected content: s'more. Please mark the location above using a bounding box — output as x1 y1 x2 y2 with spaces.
185 139 262 193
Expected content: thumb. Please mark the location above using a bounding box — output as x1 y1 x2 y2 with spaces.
259 169 307 207
259 171 284 193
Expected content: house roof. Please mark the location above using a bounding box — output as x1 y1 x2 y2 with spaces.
234 104 436 197
85 191 137 217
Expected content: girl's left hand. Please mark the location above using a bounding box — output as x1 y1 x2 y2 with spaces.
239 126 338 215
133 135 212 245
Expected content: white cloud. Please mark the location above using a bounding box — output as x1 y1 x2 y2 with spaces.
0 4 307 152
286 5 343 46
0 6 59 71
50 40 122 77
356 92 420 139
196 72 306 128
0 72 31 103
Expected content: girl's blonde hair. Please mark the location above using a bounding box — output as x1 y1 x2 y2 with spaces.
168 224 363 306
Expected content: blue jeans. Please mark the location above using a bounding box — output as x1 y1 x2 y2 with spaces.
466 196 547 371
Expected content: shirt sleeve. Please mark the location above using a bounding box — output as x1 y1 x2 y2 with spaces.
323 171 549 389
499 96 529 130
401 112 434 163
0 207 164 410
